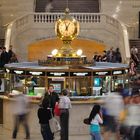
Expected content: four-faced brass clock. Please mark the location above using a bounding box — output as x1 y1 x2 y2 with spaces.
55 9 80 41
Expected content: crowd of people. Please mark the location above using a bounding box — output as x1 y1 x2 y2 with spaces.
11 80 140 140
37 85 72 140
93 47 122 63
0 45 18 69
12 85 72 140
10 45 140 140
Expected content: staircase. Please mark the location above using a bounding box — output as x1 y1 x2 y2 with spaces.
35 0 100 13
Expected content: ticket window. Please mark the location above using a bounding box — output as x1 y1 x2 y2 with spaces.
68 77 91 96
11 74 26 92
25 75 45 95
93 76 111 96
111 75 124 92
123 72 129 88
48 78 65 94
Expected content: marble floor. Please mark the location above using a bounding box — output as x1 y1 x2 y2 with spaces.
0 125 90 140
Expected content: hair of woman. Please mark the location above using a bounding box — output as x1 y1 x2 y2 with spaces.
89 104 101 122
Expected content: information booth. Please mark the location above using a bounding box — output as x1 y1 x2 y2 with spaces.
0 62 130 135
4 62 129 99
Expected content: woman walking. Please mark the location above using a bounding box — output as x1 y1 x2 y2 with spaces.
89 104 103 140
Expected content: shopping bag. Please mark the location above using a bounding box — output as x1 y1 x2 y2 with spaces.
49 117 61 133
49 108 61 133
54 103 61 116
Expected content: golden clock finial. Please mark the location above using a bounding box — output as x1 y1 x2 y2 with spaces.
65 8 70 15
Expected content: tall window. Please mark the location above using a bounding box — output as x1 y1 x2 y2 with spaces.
35 0 100 13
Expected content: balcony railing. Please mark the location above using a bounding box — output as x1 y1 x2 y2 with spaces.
5 12 130 63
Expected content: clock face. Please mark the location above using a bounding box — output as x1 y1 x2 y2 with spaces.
58 20 75 37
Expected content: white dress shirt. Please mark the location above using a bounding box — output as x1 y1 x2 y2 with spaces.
59 96 72 109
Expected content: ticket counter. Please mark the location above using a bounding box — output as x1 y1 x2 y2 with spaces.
4 62 129 99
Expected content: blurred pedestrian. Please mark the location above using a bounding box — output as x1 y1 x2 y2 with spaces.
37 97 53 140
103 92 124 140
123 90 140 140
12 86 30 139
59 89 72 140
88 104 103 140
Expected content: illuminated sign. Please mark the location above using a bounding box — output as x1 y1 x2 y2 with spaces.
14 70 24 74
93 71 111 76
70 72 91 76
52 77 65 81
112 70 124 75
29 72 43 75
47 72 69 77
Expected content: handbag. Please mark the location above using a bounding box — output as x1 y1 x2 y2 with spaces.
83 118 90 125
54 103 61 116
49 109 61 133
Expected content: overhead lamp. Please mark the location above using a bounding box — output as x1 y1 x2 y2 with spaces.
76 49 83 56
51 49 58 56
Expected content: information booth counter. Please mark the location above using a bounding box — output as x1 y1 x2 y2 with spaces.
0 62 129 135
4 62 129 98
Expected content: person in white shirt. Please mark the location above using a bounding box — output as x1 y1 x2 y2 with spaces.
89 104 103 140
59 89 72 140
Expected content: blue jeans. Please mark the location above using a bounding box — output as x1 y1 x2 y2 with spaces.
40 124 53 140
90 132 102 140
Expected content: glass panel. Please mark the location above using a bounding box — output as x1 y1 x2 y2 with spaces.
25 76 45 96
111 75 124 92
0 73 5 93
68 77 91 96
93 76 111 96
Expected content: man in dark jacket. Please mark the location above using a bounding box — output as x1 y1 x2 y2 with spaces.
1 47 9 67
44 85 59 114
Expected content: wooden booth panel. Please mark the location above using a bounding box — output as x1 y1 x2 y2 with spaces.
28 38 106 61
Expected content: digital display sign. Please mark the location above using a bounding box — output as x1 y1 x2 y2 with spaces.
112 70 124 75
70 72 91 76
26 71 45 76
93 71 111 76
47 72 69 77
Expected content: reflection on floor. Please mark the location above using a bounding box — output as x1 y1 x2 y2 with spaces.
0 125 90 140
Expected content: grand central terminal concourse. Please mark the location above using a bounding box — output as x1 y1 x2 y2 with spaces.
0 0 140 140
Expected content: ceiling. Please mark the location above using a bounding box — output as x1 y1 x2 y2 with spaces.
101 0 140 27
